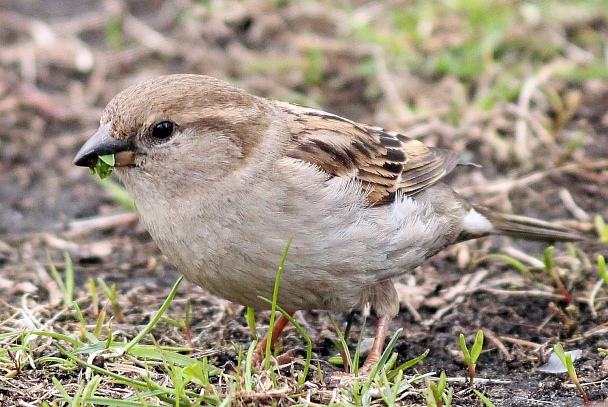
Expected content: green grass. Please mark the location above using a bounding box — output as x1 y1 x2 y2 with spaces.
553 344 590 406
459 330 484 386
0 252 467 406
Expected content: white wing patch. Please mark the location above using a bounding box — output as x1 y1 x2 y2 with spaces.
390 192 423 226
461 208 494 234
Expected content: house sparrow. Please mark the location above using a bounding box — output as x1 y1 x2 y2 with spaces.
73 74 581 373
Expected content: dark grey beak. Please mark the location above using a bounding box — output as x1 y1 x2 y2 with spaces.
73 122 134 168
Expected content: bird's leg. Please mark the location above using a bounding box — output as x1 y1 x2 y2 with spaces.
252 311 295 367
358 315 390 374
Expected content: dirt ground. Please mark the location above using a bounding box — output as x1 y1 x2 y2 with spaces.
1 1 608 406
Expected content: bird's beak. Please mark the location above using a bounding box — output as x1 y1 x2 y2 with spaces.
73 121 135 168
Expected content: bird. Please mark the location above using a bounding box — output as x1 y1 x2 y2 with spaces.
73 74 581 373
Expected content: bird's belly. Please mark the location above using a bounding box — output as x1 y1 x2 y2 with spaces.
172 244 371 312
138 173 463 313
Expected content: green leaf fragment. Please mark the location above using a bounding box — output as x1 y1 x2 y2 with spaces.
99 154 115 166
91 154 116 179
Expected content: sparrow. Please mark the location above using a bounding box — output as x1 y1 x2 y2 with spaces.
73 74 581 373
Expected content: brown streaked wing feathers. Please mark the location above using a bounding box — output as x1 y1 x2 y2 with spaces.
279 102 461 206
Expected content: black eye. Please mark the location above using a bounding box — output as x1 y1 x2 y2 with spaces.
151 121 175 141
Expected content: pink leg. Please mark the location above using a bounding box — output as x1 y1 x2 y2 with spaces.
359 315 390 374
252 312 295 366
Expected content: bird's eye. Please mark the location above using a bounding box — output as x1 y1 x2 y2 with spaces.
151 121 176 141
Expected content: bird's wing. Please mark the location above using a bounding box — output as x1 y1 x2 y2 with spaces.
278 102 461 206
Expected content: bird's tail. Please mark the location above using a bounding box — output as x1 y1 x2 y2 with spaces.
474 206 583 242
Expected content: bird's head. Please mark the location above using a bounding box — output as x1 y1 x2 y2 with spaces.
73 74 271 187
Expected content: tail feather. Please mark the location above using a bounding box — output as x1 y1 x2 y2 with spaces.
474 206 583 242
